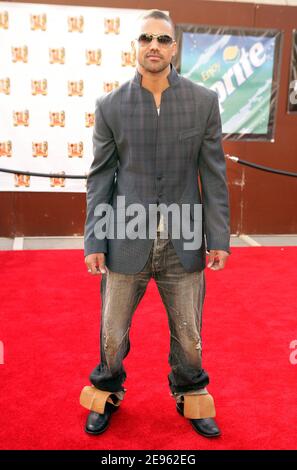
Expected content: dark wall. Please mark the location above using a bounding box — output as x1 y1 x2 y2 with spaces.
1 0 297 237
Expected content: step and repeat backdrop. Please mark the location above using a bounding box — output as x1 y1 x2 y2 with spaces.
0 2 152 192
0 3 295 192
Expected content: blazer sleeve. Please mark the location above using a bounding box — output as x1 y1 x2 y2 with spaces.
84 95 118 256
198 93 231 254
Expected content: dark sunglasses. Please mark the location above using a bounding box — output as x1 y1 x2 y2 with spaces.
136 33 174 46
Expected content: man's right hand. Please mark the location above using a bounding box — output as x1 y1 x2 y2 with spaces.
85 253 107 275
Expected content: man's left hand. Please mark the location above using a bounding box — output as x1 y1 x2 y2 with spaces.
207 250 229 271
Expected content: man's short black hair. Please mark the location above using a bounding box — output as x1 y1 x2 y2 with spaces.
137 9 175 38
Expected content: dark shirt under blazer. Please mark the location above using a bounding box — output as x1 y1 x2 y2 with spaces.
84 63 230 274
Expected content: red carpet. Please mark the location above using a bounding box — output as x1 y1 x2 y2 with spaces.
0 246 297 450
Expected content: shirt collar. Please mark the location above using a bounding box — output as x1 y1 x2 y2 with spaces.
132 63 180 88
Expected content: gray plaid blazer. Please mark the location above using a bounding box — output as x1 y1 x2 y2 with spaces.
84 63 230 273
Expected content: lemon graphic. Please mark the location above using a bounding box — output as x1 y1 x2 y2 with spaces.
223 46 240 62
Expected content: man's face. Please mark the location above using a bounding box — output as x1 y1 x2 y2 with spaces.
132 18 177 74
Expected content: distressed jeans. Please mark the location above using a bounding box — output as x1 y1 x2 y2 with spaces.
89 230 210 401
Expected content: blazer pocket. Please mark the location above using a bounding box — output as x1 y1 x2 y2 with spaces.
178 127 203 141
179 127 203 163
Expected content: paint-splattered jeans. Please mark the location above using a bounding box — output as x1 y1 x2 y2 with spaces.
89 230 210 402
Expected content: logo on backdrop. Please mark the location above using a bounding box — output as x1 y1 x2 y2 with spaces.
68 16 84 33
68 142 84 158
86 49 102 66
103 81 119 93
49 112 65 127
85 113 95 127
13 110 29 127
50 172 66 188
0 10 9 29
121 49 136 67
104 17 120 34
68 81 84 97
31 79 47 96
0 78 10 94
32 142 48 158
0 141 12 157
30 14 47 31
49 48 65 64
14 174 30 187
12 46 28 63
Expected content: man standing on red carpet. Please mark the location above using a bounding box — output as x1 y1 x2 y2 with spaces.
81 9 230 438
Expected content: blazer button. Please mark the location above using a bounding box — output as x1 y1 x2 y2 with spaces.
157 175 162 180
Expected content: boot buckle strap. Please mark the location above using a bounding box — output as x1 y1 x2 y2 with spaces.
80 386 122 414
183 393 216 419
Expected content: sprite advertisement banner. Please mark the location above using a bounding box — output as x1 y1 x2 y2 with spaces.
175 26 282 141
